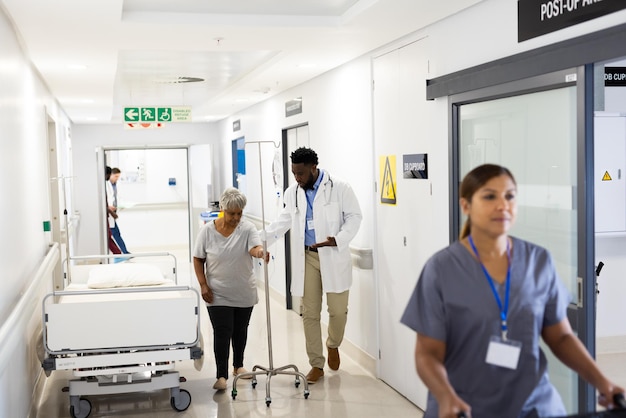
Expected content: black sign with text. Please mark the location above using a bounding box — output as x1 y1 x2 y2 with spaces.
518 0 626 42
605 67 626 87
403 154 428 179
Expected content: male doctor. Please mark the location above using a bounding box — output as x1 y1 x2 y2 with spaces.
265 147 362 384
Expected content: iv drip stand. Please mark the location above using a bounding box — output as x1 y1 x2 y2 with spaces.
51 176 73 284
231 140 310 407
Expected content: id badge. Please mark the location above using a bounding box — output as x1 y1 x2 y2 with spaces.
485 335 521 370
307 219 315 230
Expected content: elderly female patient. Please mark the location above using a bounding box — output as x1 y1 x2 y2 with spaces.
193 188 269 391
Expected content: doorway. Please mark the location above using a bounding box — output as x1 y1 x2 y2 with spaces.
282 123 310 311
453 72 582 412
593 55 626 400
46 114 66 290
232 137 246 191
100 147 192 264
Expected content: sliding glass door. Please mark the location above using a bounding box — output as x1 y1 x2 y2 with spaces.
451 67 594 413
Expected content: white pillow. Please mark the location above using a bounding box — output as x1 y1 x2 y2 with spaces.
87 263 166 289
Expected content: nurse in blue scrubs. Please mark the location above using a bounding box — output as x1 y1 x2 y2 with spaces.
401 164 623 418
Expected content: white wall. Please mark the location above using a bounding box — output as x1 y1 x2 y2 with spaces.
0 3 72 416
71 123 221 256
214 55 377 361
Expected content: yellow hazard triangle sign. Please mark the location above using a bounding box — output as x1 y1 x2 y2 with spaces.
380 155 397 205
602 171 612 181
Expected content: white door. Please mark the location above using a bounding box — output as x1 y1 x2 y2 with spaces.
373 40 431 408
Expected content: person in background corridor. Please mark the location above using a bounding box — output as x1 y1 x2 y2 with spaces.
264 147 362 384
105 166 121 255
107 167 130 254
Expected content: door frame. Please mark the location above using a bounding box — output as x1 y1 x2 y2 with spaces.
232 137 245 188
448 66 595 412
96 145 193 262
281 122 309 311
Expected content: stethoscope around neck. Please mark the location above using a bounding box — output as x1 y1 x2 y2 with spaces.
294 175 334 213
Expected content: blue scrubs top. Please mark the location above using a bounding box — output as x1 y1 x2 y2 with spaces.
401 237 570 418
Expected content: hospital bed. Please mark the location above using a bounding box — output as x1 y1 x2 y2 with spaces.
42 252 203 418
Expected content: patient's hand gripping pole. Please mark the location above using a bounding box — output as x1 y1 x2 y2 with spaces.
231 140 310 406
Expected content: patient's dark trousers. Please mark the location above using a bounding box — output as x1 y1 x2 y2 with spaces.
207 306 254 379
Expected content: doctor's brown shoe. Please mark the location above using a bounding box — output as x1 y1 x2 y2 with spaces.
306 367 324 384
328 347 340 370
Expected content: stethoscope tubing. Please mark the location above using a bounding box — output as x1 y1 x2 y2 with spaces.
294 176 333 212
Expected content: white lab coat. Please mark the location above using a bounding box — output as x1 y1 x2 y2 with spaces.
265 170 362 297
106 180 116 228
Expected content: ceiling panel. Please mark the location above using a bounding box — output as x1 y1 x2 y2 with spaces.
0 0 484 123
123 0 363 16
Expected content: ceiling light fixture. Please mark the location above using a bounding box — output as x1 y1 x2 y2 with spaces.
155 76 205 84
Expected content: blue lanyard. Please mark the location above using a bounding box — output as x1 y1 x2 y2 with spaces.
305 191 314 212
468 235 511 340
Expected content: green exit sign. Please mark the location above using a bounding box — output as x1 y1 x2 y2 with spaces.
124 106 192 122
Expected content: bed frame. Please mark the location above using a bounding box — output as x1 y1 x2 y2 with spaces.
41 253 202 418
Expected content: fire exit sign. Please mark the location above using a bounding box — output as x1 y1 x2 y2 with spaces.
124 106 192 122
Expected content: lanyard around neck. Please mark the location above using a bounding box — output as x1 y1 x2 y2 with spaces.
468 235 512 340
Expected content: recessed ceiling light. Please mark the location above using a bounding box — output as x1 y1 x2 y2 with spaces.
67 64 87 70
154 76 205 84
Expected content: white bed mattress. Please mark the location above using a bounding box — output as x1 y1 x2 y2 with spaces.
44 285 200 353
67 262 174 288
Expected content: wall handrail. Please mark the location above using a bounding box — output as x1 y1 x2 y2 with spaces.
0 243 59 365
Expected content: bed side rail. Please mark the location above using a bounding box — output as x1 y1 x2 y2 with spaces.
69 252 178 284
42 286 201 356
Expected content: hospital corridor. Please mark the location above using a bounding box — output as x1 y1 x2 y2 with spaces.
3 0 626 417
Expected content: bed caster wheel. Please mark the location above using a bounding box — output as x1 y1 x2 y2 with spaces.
266 398 271 407
251 380 257 389
304 390 310 400
69 398 92 418
231 388 237 400
295 379 300 388
170 389 191 412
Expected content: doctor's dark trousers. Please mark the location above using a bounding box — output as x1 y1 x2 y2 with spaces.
207 305 254 379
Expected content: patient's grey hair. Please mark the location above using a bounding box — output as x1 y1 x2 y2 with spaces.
219 187 247 211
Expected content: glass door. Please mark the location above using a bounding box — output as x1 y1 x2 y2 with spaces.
452 67 594 413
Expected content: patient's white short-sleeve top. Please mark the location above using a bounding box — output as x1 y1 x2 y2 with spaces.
193 220 261 307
